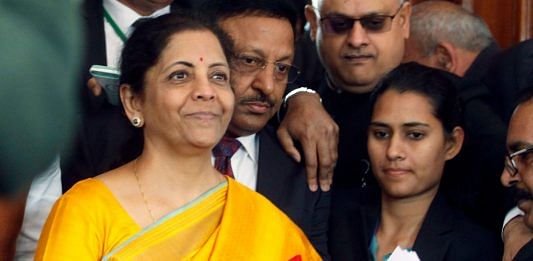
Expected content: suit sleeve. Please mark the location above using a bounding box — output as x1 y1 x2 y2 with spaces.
309 190 331 260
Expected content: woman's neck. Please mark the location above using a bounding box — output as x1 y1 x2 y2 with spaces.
375 188 438 258
135 142 223 205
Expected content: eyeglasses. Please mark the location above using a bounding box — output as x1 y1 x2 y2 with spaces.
504 146 533 177
231 54 301 84
319 4 404 34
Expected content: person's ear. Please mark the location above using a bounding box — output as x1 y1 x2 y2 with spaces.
434 42 457 73
399 2 411 39
120 84 143 124
305 4 319 42
444 126 464 160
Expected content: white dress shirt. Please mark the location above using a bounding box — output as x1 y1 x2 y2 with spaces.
212 134 259 190
15 157 62 261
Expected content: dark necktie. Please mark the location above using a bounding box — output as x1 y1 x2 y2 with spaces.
212 136 241 178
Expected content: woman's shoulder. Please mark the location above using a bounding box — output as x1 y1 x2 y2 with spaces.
447 207 502 259
64 178 110 199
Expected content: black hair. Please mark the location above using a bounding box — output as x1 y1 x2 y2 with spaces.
119 10 234 94
200 0 298 40
370 62 463 136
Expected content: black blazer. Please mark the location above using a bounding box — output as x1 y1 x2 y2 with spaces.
340 193 501 261
256 124 331 259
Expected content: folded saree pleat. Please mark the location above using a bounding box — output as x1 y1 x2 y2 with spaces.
192 179 322 261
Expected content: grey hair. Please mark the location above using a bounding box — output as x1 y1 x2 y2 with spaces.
410 0 493 57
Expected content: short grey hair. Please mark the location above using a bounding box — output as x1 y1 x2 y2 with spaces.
410 0 493 57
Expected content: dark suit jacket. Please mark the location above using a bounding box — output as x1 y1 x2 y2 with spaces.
350 193 502 261
483 39 533 122
256 124 331 259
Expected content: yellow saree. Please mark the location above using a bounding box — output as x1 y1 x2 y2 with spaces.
103 178 320 260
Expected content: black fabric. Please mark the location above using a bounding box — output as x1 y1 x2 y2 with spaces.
256 123 331 259
482 39 533 122
441 75 508 234
316 78 382 260
354 193 502 261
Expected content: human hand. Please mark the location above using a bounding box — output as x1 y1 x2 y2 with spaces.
87 77 103 96
277 92 338 192
502 216 533 261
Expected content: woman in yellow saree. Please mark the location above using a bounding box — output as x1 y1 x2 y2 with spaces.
35 12 320 261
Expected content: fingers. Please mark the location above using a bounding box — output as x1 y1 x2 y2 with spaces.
302 139 319 192
277 126 302 163
87 77 103 96
316 122 339 191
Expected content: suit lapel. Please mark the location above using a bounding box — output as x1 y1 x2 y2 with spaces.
255 127 291 206
413 194 454 260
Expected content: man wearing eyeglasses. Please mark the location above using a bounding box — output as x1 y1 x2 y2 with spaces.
200 0 331 258
500 88 533 261
275 0 411 259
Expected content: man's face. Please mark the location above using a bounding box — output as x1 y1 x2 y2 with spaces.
501 100 533 229
220 16 295 137
306 0 410 93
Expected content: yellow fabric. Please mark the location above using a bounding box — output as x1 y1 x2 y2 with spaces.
35 178 321 260
35 179 141 260
192 178 321 261
103 183 227 260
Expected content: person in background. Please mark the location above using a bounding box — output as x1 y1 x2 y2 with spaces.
500 88 533 261
36 12 320 260
201 0 330 257
276 0 411 258
0 0 82 259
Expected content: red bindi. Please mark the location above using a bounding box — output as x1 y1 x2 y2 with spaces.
199 57 203 62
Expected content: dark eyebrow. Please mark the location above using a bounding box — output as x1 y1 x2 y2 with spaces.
209 62 228 69
163 61 193 71
403 122 430 128
369 122 430 128
508 141 533 152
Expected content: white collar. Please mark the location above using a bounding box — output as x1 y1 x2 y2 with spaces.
103 0 170 35
236 134 258 163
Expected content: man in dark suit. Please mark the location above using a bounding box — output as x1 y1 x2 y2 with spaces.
500 88 533 261
202 0 330 258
